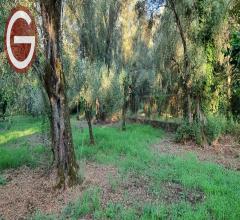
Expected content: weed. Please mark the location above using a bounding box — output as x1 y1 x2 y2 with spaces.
0 175 7 185
61 187 101 219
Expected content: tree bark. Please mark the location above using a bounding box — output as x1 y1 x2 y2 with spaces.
87 119 95 145
40 0 79 188
122 78 128 131
85 103 95 145
105 1 120 72
227 63 232 118
95 99 107 122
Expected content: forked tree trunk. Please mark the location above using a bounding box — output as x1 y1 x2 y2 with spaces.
40 0 79 188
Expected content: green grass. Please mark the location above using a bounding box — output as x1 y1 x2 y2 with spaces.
1 116 240 219
73 124 163 166
0 116 49 170
0 145 46 170
71 122 240 220
0 116 43 146
62 187 101 219
146 154 240 219
0 175 7 185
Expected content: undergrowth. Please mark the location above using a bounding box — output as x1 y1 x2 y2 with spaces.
175 115 240 145
1 116 240 219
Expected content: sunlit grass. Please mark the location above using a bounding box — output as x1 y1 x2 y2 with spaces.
0 116 43 147
0 116 48 170
0 128 39 145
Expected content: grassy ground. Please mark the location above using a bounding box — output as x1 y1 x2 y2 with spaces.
1 116 240 219
0 116 48 170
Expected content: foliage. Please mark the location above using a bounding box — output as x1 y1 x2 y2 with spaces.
176 115 238 145
0 0 239 217
230 0 240 24
1 0 237 126
204 115 228 144
226 31 240 117
175 121 195 144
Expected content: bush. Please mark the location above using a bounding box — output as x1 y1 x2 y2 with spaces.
225 116 240 134
204 115 227 144
175 121 195 143
227 121 240 144
176 115 239 146
176 121 205 145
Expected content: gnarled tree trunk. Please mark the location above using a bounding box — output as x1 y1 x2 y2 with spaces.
40 0 79 188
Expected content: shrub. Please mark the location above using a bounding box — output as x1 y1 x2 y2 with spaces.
175 121 195 143
204 115 227 144
176 115 238 146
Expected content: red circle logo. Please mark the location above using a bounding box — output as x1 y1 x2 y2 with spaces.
4 6 37 73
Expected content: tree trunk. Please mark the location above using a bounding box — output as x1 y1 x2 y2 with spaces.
122 79 128 131
227 63 232 118
187 94 193 123
40 0 79 188
122 104 127 131
169 0 192 123
96 100 107 122
105 1 120 72
87 119 95 145
85 104 95 145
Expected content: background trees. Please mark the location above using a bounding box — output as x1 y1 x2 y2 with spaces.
228 0 240 118
0 0 239 175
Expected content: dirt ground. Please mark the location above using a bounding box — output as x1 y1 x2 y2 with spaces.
153 134 240 171
0 163 116 219
0 163 206 220
0 162 156 220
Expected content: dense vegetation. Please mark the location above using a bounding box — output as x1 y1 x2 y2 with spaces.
1 0 239 144
0 0 239 219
